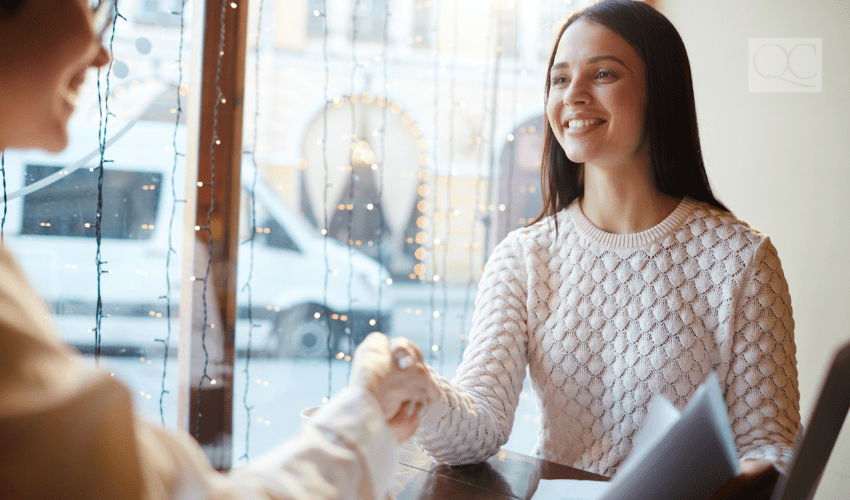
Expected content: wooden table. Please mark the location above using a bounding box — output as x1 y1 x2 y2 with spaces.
390 442 609 500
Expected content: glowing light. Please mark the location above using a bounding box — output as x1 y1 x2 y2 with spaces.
431 345 439 351
433 311 440 317
386 278 393 285
314 312 321 319
350 140 376 165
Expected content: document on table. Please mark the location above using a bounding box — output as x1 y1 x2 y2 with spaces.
533 479 610 500
533 372 740 500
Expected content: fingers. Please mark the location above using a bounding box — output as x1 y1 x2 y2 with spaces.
389 336 424 364
360 331 391 353
393 351 414 370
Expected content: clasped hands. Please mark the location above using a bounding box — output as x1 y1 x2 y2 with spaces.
349 332 440 443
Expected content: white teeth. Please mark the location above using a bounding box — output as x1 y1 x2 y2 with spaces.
568 118 602 129
58 86 78 106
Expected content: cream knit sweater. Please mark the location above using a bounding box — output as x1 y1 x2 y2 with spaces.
413 197 800 477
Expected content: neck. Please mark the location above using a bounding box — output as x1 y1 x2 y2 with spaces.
580 159 681 234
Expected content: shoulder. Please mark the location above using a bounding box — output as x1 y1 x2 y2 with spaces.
492 210 577 258
679 199 771 263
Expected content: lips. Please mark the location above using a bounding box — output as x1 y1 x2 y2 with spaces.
58 85 79 107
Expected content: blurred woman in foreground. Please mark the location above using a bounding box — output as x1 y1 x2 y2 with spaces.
0 1 437 498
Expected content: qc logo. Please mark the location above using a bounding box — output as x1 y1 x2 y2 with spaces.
748 38 822 93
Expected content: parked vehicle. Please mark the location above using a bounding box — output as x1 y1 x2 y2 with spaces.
1 119 392 357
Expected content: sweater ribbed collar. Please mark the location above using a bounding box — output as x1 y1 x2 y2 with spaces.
566 196 698 249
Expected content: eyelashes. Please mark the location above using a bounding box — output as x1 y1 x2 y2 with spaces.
549 68 618 87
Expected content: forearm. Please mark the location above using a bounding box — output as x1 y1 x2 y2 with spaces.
137 387 398 500
726 237 800 475
413 367 516 465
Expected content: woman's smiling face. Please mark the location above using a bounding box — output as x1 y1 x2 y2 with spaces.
0 0 109 152
546 19 648 171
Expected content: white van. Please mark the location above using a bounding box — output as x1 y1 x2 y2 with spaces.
1 119 393 358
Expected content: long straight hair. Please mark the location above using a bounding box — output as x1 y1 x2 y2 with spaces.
0 0 25 15
534 0 728 225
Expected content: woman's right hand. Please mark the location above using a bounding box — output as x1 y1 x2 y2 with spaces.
349 332 440 442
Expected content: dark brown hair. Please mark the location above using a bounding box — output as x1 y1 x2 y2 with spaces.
534 0 728 225
0 0 25 15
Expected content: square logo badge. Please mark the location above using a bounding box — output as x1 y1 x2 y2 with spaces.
748 38 822 93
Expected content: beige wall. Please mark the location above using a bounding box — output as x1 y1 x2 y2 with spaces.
656 1 850 497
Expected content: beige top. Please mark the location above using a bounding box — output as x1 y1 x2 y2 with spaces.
0 245 397 500
414 198 801 477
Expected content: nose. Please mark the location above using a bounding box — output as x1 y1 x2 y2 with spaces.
89 44 110 69
562 77 590 107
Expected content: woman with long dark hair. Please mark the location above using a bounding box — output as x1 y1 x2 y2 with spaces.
413 1 799 496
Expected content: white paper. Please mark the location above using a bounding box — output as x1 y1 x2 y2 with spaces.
601 372 739 500
532 479 611 500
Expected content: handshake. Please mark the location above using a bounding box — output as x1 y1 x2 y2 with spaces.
348 332 441 442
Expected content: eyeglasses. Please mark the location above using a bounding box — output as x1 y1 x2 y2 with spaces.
91 0 116 41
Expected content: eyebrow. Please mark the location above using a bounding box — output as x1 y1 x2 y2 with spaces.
551 55 629 71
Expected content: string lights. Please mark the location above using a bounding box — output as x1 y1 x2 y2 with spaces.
433 0 462 374
321 0 333 403
93 0 123 364
376 0 389 330
157 0 188 429
238 0 266 461
427 0 442 366
195 0 230 442
346 0 362 378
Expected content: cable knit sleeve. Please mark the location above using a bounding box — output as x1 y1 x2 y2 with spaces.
412 233 530 465
725 236 800 474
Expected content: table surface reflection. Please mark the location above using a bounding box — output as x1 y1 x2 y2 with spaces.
391 441 609 500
